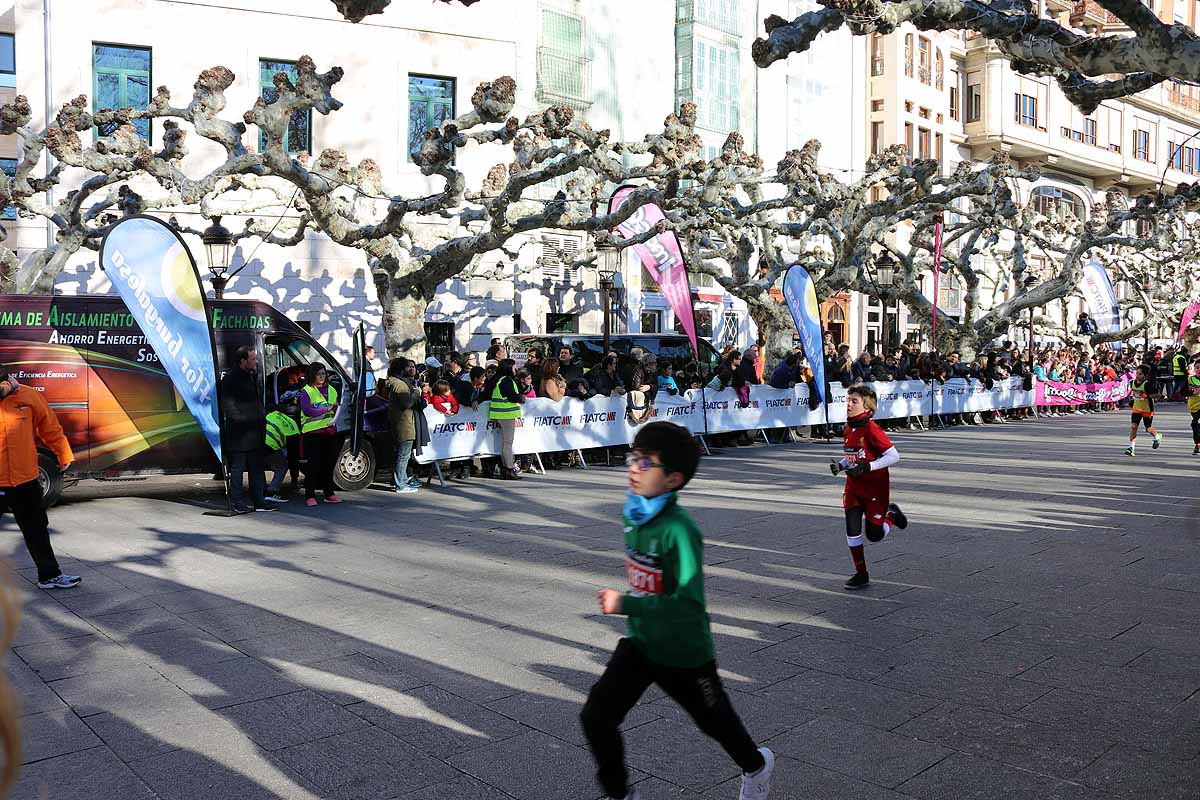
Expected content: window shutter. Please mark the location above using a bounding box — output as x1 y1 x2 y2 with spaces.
540 234 582 284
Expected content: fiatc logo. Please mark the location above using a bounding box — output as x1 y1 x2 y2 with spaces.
432 421 477 434
763 397 792 408
664 403 695 417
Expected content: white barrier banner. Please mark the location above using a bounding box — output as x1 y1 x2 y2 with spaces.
416 377 1036 462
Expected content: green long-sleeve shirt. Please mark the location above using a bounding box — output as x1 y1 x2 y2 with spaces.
621 496 715 668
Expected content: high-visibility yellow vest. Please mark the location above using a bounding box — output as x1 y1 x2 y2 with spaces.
1173 353 1188 377
265 411 299 451
1188 375 1200 413
1131 379 1153 414
488 376 522 420
301 384 338 433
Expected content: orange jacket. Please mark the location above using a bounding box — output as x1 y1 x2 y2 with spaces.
0 384 73 487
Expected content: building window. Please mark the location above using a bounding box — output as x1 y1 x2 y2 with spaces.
871 185 885 202
259 60 313 155
1136 218 1153 237
640 311 662 333
1032 185 1085 221
904 122 913 161
537 7 591 110
408 75 455 162
1084 117 1097 145
904 34 913 78
870 121 883 155
1169 141 1199 174
684 0 741 35
938 274 962 310
424 322 454 362
546 313 579 334
904 100 914 113
918 107 930 119
674 309 713 338
918 127 931 159
936 113 944 124
0 158 15 220
0 34 13 88
1133 127 1152 161
966 80 982 122
93 44 151 141
870 33 884 76
1015 93 1038 127
935 48 944 90
871 99 884 112
949 69 960 120
935 132 943 165
918 37 931 85
693 37 739 132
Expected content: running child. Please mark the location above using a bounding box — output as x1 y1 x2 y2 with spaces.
1126 364 1163 456
829 385 908 590
581 421 773 800
1188 359 1200 456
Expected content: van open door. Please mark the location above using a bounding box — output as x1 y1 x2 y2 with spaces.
350 324 366 457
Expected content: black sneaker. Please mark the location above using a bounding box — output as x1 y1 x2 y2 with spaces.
888 503 908 530
232 504 254 515
844 572 870 590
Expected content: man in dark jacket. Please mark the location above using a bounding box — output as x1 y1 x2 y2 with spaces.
221 345 273 514
558 345 584 384
586 356 626 397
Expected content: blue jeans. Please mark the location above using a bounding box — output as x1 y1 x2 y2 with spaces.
393 440 414 489
229 449 266 509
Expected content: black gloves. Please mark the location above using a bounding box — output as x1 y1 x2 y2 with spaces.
845 462 870 477
829 460 842 476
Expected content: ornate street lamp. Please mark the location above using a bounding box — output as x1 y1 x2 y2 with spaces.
597 251 617 354
201 215 233 299
1024 274 1039 374
874 251 896 356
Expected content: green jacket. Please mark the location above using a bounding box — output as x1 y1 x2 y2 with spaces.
621 495 714 668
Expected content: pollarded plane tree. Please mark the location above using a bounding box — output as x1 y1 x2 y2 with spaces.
0 58 727 359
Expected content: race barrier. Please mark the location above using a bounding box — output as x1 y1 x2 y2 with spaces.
1035 378 1131 406
415 377 1040 463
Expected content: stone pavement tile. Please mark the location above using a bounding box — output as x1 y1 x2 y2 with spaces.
1124 647 1200 683
754 631 908 681
147 585 247 614
217 688 368 751
759 670 940 730
764 714 952 789
171 655 305 710
1013 655 1200 710
701 754 913 800
232 625 360 664
11 600 97 646
897 751 1112 800
131 738 319 800
715 649 810 693
987 603 1144 642
888 632 1052 678
787 611 926 652
872 658 1051 715
19 708 102 763
449 729 626 800
84 704 234 762
85 604 193 639
347 684 527 758
124 625 245 676
180 603 307 643
397 773 531 800
52 587 162 618
7 653 67 715
12 745 157 800
1076 744 1200 800
1113 620 1200 659
650 687 816 743
485 684 661 746
893 703 1115 780
275 651 429 705
1017 688 1200 761
49 663 194 718
15 632 141 681
271 726 453 800
626 775 704 798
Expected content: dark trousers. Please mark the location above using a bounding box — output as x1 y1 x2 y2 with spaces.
228 448 266 509
0 481 61 583
302 433 338 499
1192 409 1200 445
580 638 762 798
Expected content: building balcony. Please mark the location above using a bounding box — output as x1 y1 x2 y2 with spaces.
1167 86 1200 116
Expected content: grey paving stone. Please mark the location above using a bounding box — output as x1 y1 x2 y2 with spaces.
48 663 194 718
10 601 97 646
14 633 141 681
753 630 910 680
147 586 247 614
893 703 1115 779
124 625 245 675
12 745 157 800
8 654 67 715
218 688 368 751
348 684 526 757
171 655 305 709
82 605 191 639
897 751 1110 800
232 625 360 664
1124 647 1200 682
1113 620 1200 658
872 658 1051 714
485 684 661 746
982 623 1151 668
396 773 529 800
701 753 914 799
448 730 617 800
764 714 952 788
888 632 1053 678
618 716 750 792
130 739 317 800
1013 655 1200 710
83 704 230 762
649 686 815 742
19 708 101 763
277 651 429 705
271 726 454 800
1076 743 1200 799
52 587 163 618
180 604 306 643
758 670 940 730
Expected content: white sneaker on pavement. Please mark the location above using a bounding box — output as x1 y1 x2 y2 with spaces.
740 747 774 799
37 574 81 590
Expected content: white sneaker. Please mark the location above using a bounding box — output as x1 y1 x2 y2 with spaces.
37 574 81 590
740 747 774 799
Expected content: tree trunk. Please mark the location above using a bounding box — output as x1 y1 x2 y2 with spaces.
375 273 430 362
749 303 795 366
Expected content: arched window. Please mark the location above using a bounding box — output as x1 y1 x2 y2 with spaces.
904 34 913 78
1031 185 1085 221
935 49 944 90
827 304 846 323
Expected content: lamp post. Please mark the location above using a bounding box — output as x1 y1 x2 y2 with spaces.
201 215 233 299
1024 275 1039 376
874 251 896 356
598 265 615 354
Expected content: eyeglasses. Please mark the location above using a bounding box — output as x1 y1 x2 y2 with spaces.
625 453 666 471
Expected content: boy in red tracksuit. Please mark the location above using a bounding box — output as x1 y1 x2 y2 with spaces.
830 385 908 590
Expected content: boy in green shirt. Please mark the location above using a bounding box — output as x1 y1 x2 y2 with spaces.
580 421 774 800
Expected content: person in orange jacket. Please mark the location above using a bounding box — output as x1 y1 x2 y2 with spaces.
0 367 78 589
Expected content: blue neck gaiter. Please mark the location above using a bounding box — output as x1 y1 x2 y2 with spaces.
624 491 674 526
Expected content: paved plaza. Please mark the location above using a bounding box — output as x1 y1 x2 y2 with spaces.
5 408 1200 799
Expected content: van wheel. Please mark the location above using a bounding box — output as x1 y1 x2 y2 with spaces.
334 440 376 492
38 452 64 508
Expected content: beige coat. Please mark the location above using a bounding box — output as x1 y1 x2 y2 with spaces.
541 375 566 401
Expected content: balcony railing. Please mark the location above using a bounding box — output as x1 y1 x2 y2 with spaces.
1070 0 1119 25
1168 87 1200 114
536 48 593 110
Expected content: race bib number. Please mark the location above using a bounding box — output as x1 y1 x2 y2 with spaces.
626 553 663 595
